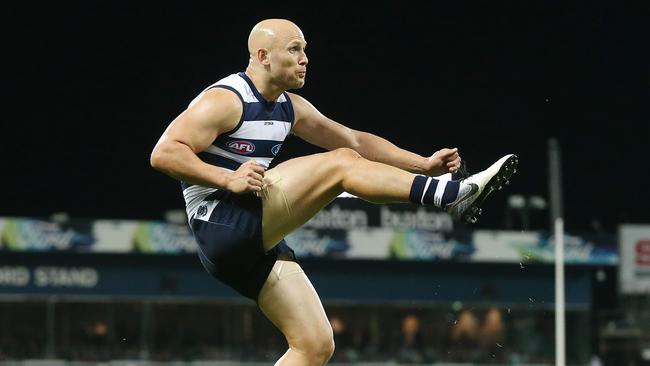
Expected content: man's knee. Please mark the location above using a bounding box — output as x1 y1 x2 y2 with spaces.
292 325 335 364
331 147 362 161
329 147 362 171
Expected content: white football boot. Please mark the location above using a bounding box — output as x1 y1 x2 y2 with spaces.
446 154 518 223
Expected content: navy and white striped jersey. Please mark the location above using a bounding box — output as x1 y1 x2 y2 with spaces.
181 72 295 219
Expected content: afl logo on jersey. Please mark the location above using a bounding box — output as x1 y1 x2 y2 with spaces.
227 140 256 155
271 144 282 156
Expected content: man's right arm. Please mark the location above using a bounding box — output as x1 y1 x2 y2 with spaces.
150 88 265 193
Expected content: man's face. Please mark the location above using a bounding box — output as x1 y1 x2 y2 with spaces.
269 36 308 90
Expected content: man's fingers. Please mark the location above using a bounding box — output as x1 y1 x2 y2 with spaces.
250 165 266 175
249 172 264 181
444 148 458 157
435 148 458 161
447 156 461 174
248 178 262 191
239 160 266 177
243 160 265 174
247 174 263 186
447 156 461 167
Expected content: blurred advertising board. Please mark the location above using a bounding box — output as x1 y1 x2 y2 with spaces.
0 217 195 254
0 200 618 265
619 224 650 294
285 228 616 265
471 230 617 265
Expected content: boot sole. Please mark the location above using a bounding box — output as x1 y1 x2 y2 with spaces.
460 154 519 223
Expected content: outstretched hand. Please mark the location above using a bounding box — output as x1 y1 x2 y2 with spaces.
424 148 462 176
226 160 265 193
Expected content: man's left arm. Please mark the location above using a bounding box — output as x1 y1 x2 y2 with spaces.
288 93 460 176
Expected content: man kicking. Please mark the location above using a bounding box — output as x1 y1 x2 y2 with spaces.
151 18 517 366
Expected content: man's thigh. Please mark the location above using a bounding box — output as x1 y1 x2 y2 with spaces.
260 151 344 249
257 260 331 344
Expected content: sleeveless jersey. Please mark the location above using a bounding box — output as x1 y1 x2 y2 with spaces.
181 72 295 219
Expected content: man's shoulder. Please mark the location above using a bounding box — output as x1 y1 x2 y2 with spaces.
207 73 258 103
185 88 242 133
199 88 243 111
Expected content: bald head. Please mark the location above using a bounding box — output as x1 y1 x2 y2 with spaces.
245 19 308 94
247 19 304 55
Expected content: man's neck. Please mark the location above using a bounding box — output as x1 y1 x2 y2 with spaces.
244 68 283 102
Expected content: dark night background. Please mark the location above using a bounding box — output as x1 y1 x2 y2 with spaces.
3 1 649 232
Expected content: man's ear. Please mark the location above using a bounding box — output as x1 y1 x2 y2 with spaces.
257 48 270 66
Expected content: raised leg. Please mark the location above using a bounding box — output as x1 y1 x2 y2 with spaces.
261 147 415 248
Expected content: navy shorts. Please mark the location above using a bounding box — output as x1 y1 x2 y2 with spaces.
190 190 296 301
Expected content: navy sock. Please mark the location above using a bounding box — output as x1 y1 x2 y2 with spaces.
409 175 460 208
